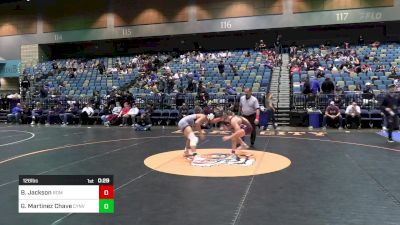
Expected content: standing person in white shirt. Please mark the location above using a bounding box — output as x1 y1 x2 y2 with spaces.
345 101 361 129
240 88 260 147
80 103 94 125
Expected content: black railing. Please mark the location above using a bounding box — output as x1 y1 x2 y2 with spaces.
19 92 267 111
292 93 389 111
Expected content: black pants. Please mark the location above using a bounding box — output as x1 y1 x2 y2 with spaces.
387 114 397 140
243 113 257 145
266 109 277 129
80 112 89 125
346 115 361 128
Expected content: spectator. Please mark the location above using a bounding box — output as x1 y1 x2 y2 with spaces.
21 105 32 124
7 103 23 124
128 104 140 127
187 77 195 92
290 65 301 75
31 102 43 125
100 103 113 125
394 79 400 92
371 41 380 48
240 88 260 147
254 42 259 51
333 95 344 108
20 76 30 98
144 103 154 124
118 102 131 127
322 101 343 130
97 61 105 75
175 88 186 107
302 79 311 95
61 103 79 126
310 77 320 95
133 113 152 131
362 82 374 105
80 103 94 125
381 85 399 142
40 85 49 99
263 93 277 130
321 77 335 94
345 101 361 129
230 63 238 76
375 64 385 72
179 103 189 119
259 40 267 51
1 94 7 110
358 35 365 45
46 103 65 125
225 84 236 95
389 65 399 79
198 88 209 107
274 35 282 54
103 102 122 127
218 61 225 76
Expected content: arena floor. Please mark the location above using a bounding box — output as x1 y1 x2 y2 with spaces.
0 125 400 225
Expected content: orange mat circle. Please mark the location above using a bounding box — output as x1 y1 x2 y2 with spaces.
144 149 291 177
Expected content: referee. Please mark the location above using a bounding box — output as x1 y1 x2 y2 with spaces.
240 88 260 147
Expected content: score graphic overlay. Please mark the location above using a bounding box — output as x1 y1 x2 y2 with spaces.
18 175 114 213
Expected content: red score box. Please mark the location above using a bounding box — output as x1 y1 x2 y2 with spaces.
99 185 114 199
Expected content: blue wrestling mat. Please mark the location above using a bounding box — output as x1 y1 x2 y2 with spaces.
377 130 400 142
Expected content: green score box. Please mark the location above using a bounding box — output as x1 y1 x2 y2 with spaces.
99 199 114 213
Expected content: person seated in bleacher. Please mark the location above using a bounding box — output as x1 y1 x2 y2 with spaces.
61 103 79 126
31 102 43 125
128 104 139 127
102 103 121 127
179 103 189 120
21 105 32 124
375 64 385 73
118 102 132 127
80 103 94 125
322 101 343 130
345 101 361 129
333 95 344 108
394 79 400 92
7 103 23 124
362 82 375 106
389 65 399 79
290 64 301 75
225 84 237 95
46 103 65 126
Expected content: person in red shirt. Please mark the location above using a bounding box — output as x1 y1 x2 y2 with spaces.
322 101 343 130
290 65 301 75
118 102 131 127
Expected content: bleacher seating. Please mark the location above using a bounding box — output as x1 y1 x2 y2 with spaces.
24 49 272 98
292 43 400 94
